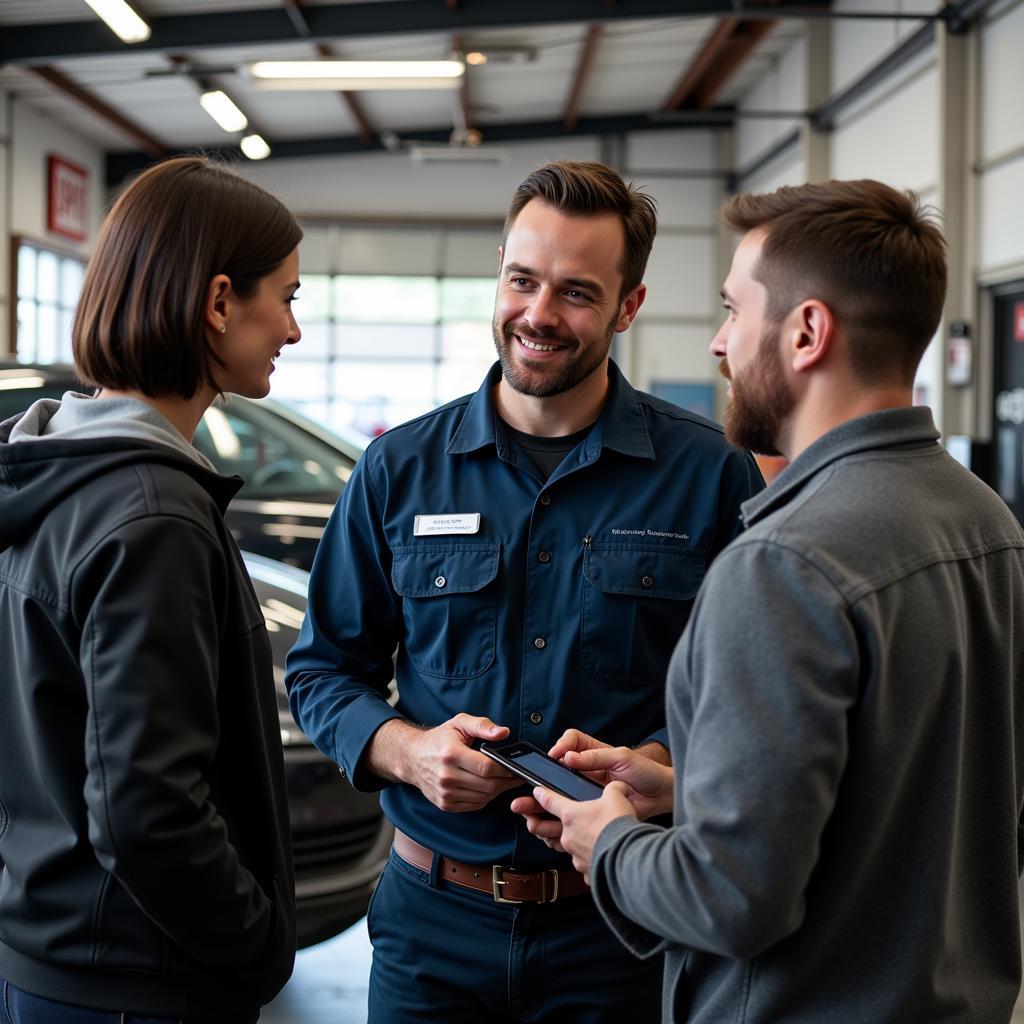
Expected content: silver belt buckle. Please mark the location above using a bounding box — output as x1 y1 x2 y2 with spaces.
491 865 560 904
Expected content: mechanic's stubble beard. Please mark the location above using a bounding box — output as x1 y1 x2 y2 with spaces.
492 314 616 399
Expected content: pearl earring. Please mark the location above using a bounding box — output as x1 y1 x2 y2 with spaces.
218 324 227 334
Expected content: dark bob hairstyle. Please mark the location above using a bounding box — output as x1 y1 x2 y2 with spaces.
74 156 303 399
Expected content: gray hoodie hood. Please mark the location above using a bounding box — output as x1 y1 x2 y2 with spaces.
0 394 238 554
5 391 215 471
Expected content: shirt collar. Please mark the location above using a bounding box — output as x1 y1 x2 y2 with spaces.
446 360 655 461
741 405 941 527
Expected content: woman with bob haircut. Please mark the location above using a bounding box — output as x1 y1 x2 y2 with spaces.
0 156 304 1023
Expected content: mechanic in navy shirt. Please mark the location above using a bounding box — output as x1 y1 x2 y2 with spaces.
286 160 762 1023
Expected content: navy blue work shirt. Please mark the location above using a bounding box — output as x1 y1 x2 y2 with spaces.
287 361 763 870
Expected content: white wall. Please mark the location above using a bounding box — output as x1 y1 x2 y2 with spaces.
622 130 723 392
2 94 105 355
9 96 105 255
238 137 601 221
735 33 807 173
976 0 1024 277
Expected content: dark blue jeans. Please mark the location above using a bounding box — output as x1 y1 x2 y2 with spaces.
368 848 663 1023
0 980 259 1024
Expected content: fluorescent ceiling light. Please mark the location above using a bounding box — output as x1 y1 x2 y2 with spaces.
248 60 464 91
240 134 271 160
199 90 248 133
82 0 151 43
409 145 508 165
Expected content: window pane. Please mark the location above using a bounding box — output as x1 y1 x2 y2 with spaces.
268 358 328 405
291 320 331 360
334 276 439 323
295 274 331 321
16 299 37 361
336 323 437 359
37 252 59 304
440 278 495 321
331 360 435 434
58 310 75 363
17 246 37 299
437 359 492 404
37 305 59 363
60 259 84 308
441 321 496 363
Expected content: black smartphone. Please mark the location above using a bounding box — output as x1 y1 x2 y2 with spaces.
479 740 605 802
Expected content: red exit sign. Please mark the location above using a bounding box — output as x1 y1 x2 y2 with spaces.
47 155 89 242
1015 302 1024 343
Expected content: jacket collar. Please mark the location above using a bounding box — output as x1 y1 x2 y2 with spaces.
741 406 941 528
445 359 655 461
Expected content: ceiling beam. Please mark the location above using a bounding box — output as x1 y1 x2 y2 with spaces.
563 23 603 131
24 66 166 159
106 109 734 184
451 33 474 140
663 16 776 113
1 0 826 63
663 17 737 110
284 0 376 146
691 19 777 109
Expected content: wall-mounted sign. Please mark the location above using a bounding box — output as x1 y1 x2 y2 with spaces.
47 155 89 242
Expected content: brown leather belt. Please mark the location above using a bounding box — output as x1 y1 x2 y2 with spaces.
393 828 589 904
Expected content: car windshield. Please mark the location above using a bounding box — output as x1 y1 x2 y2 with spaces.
193 399 357 501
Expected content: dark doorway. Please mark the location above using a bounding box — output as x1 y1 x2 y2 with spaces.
993 281 1024 525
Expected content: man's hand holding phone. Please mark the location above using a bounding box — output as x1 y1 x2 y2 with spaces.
529 782 637 885
511 729 675 851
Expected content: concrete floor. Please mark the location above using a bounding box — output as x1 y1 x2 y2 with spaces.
264 882 1024 1023
262 919 371 1024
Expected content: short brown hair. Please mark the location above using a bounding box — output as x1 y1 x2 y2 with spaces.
74 156 303 399
721 179 947 386
503 160 658 299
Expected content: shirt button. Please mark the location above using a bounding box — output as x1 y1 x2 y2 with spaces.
538 551 550 563
539 494 551 506
529 711 543 725
533 637 546 650
641 575 654 588
434 576 447 588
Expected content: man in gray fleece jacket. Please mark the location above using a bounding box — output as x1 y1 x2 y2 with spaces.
524 180 1024 1022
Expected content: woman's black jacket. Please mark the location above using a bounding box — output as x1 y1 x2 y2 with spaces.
0 432 296 1016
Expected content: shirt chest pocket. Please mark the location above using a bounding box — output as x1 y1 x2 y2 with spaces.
391 543 501 679
580 543 705 684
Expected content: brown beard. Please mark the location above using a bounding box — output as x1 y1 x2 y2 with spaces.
722 322 795 457
492 315 615 398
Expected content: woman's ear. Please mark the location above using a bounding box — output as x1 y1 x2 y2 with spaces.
204 274 233 337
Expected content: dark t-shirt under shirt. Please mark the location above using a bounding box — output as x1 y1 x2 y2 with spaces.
501 421 594 481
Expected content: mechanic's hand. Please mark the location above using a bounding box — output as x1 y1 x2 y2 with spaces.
403 714 521 812
531 783 636 885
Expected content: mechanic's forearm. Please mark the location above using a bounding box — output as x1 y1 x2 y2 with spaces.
364 718 426 784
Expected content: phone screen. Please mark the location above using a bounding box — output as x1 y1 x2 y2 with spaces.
511 751 604 802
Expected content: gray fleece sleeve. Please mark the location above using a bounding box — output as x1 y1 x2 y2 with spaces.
591 539 859 960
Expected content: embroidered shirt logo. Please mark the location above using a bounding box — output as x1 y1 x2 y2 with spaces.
611 527 690 541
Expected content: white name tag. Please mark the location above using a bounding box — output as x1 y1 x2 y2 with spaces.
413 513 482 536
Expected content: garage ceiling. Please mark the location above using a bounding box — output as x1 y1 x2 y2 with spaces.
0 0 831 176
